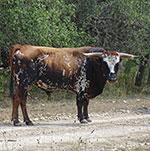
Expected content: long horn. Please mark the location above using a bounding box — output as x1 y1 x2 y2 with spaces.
118 53 139 59
82 52 104 58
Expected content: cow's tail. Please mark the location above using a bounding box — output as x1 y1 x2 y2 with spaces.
10 72 14 99
9 44 21 99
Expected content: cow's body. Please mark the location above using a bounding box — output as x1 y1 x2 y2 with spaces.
9 45 137 126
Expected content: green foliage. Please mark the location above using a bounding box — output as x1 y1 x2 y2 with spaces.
0 69 10 102
0 0 91 66
70 0 150 55
116 0 150 54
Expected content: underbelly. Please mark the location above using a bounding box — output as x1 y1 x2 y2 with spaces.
35 79 75 92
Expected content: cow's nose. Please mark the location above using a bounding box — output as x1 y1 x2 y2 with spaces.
108 72 117 82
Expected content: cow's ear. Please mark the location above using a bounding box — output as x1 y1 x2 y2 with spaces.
118 53 139 60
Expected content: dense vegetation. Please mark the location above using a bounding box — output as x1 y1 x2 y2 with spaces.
0 0 150 101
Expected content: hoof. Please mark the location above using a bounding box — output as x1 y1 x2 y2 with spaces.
12 120 22 126
80 119 88 124
25 120 34 126
85 118 92 122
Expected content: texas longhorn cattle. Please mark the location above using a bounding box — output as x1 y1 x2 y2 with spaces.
9 44 138 126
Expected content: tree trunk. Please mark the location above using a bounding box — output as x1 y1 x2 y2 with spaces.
135 54 149 87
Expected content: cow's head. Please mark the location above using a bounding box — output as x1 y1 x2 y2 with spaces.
82 51 138 83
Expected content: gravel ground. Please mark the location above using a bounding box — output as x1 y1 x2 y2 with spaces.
0 97 150 151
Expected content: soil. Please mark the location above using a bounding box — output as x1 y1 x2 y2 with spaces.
0 97 150 151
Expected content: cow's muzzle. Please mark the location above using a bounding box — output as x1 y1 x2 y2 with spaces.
107 73 117 84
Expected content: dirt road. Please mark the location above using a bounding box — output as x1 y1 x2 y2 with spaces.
0 97 150 151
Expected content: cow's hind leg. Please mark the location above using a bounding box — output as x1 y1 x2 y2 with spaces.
83 99 92 122
76 95 88 124
12 87 22 126
20 91 33 125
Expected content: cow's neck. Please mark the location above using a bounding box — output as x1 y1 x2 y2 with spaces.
86 58 107 98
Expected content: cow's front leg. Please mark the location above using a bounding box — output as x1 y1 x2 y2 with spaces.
76 95 88 123
83 99 92 122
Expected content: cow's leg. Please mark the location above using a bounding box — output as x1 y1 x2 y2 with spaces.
76 95 88 123
83 99 92 122
12 87 22 126
20 92 33 125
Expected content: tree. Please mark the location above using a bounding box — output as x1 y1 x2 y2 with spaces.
0 0 90 67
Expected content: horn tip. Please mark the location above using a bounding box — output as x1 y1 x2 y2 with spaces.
133 56 139 59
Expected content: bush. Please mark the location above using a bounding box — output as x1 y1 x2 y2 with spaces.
0 0 92 67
